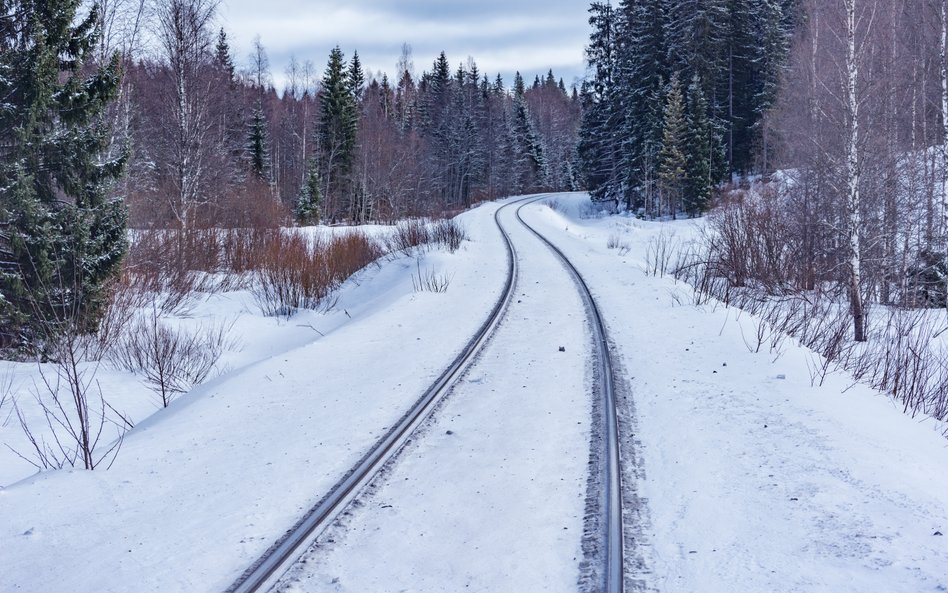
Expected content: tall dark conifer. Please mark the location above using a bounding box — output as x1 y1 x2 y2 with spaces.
581 0 796 213
0 0 127 345
318 46 357 219
685 74 714 215
657 74 688 217
510 72 545 192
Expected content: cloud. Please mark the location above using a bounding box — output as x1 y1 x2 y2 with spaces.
218 0 589 90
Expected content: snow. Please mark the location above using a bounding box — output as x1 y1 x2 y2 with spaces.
519 194 948 592
0 203 510 592
1 193 947 593
276 199 592 593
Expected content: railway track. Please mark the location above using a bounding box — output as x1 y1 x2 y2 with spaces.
226 194 625 593
515 198 624 593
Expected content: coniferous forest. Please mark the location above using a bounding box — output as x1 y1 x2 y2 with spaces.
3 0 948 351
0 0 581 345
578 0 797 216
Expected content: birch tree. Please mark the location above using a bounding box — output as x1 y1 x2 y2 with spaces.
843 0 866 341
154 0 218 229
940 0 948 308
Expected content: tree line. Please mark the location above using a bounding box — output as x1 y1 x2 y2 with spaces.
0 0 582 347
121 0 581 228
578 0 796 217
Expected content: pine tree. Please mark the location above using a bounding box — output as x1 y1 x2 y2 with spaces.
510 72 545 191
246 37 271 180
615 0 669 211
578 1 619 201
348 51 365 102
657 75 689 218
684 74 715 215
214 27 235 82
247 108 270 179
580 0 797 209
752 0 791 170
318 46 358 218
296 162 322 224
665 0 729 101
0 0 127 346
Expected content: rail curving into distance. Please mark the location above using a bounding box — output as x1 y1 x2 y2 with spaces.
227 194 625 593
515 197 625 593
225 197 525 593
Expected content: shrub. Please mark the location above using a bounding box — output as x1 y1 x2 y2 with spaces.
109 309 232 408
386 219 430 254
429 218 466 252
251 230 382 317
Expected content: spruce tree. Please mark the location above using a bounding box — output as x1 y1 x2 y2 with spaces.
348 51 365 102
580 0 797 209
318 46 357 218
215 28 235 82
657 75 689 218
0 0 127 346
510 72 545 192
684 74 715 215
578 1 619 201
247 108 270 179
296 163 322 225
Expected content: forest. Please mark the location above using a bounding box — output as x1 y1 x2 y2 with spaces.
0 0 581 348
2 0 948 354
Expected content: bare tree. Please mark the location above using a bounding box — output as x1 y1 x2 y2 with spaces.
940 0 948 308
96 0 150 61
154 0 219 229
843 0 867 341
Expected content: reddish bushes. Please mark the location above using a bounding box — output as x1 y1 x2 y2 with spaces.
385 218 467 254
122 215 464 318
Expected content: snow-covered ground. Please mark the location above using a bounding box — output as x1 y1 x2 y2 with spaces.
521 194 948 592
0 203 510 592
1 193 947 592
275 198 593 593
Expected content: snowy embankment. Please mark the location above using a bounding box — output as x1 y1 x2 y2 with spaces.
0 203 508 592
2 192 947 593
522 193 948 593
275 197 593 593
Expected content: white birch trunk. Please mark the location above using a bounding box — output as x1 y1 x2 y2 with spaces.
845 0 866 341
941 0 948 309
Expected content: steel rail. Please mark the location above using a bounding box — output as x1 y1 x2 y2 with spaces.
514 197 624 593
225 198 526 593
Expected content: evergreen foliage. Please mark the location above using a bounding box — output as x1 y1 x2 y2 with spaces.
579 0 796 216
318 46 358 216
296 163 322 225
657 75 688 218
214 28 235 82
348 51 365 102
0 0 127 347
684 74 714 215
247 108 270 179
510 72 546 192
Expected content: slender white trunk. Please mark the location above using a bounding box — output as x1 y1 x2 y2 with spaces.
845 0 866 341
941 0 948 310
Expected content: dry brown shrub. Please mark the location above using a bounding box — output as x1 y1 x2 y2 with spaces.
386 219 431 254
429 218 466 252
109 309 233 408
327 232 384 285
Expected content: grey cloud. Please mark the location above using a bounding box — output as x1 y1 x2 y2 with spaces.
219 0 589 91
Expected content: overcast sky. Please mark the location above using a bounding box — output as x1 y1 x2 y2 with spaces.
218 0 591 92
